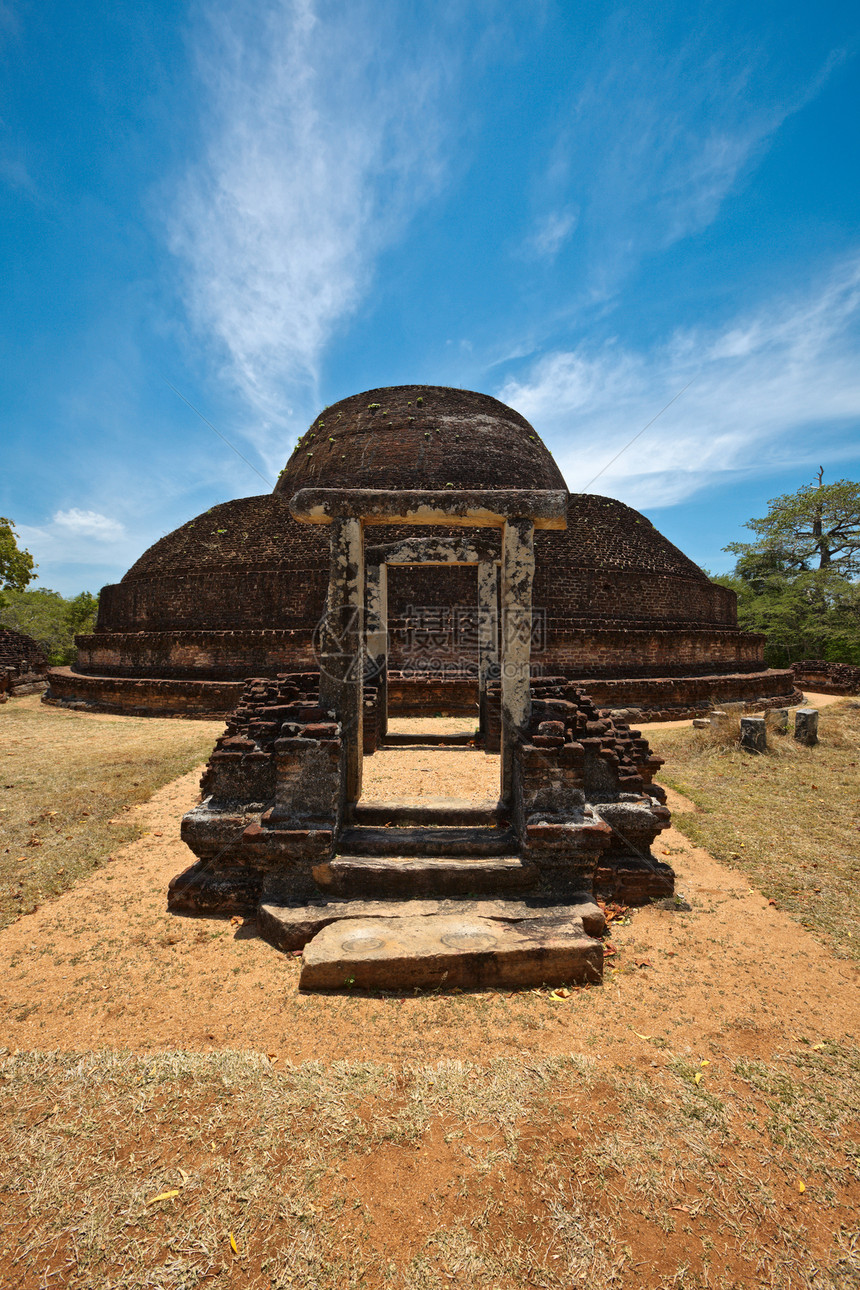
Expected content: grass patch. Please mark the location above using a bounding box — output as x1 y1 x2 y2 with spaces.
0 696 218 928
652 700 860 961
1 1046 857 1288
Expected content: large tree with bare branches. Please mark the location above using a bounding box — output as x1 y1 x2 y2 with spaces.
725 470 860 575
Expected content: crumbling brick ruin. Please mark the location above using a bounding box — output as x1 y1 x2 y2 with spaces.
0 628 48 702
168 482 681 992
791 660 860 695
45 385 800 719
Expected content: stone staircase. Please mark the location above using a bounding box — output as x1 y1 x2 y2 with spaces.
259 799 606 991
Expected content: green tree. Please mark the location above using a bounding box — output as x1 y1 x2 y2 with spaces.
717 472 860 666
725 470 860 574
0 588 99 665
0 517 35 602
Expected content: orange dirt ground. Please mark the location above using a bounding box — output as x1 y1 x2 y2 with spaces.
1 703 856 1064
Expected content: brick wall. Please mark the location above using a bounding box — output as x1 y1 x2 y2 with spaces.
75 629 317 678
44 667 243 717
791 659 860 694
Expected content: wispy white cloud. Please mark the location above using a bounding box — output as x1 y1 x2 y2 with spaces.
170 0 458 466
537 22 846 298
524 206 578 260
498 257 860 508
16 508 139 588
52 509 126 540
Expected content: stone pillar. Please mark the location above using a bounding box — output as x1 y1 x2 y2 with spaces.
365 561 388 738
740 715 767 754
319 516 364 803
500 518 535 799
794 707 819 746
768 707 789 735
477 559 499 738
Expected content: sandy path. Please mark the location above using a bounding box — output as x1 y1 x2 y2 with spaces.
1 744 857 1065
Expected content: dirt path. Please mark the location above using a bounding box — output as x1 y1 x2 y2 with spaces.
1 751 856 1064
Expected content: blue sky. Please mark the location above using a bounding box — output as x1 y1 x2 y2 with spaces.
2 0 859 596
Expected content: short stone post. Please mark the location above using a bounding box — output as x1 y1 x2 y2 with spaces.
500 517 535 800
710 710 729 729
768 707 788 735
794 708 819 747
740 715 767 754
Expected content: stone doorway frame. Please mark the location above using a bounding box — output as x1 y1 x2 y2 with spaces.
289 488 568 808
364 534 500 743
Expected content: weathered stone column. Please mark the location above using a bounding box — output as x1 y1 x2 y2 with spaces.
794 707 819 746
319 516 364 803
768 707 789 735
500 518 535 799
365 561 388 738
740 715 767 754
477 559 499 738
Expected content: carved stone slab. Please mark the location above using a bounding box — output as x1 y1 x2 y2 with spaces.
299 913 603 990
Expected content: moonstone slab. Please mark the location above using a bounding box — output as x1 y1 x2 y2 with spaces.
299 913 603 991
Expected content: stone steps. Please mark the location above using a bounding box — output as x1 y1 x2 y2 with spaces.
312 855 536 899
337 824 518 858
380 732 476 747
258 895 605 952
299 913 604 991
352 799 503 827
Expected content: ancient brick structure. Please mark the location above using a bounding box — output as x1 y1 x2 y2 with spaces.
791 659 860 695
169 484 681 992
45 384 798 718
0 628 48 702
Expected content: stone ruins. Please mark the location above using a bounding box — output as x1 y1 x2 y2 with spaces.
0 628 48 703
37 383 808 988
46 385 801 720
169 485 674 990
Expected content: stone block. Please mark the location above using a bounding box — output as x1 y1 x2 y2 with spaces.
299 914 604 991
740 716 767 754
258 896 606 952
767 707 789 735
794 708 819 746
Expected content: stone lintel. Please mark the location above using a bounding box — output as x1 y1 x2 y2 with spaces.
365 535 499 565
290 488 569 530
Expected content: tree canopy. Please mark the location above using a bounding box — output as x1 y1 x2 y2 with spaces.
725 471 860 575
0 517 35 598
717 472 860 667
0 589 99 665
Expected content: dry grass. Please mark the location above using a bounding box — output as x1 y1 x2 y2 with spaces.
0 696 218 929
2 699 859 1287
652 700 860 962
1 1044 857 1289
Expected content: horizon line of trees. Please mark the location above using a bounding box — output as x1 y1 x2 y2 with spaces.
1 516 99 664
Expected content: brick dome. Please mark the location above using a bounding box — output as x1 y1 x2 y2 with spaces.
47 383 798 720
274 386 566 495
